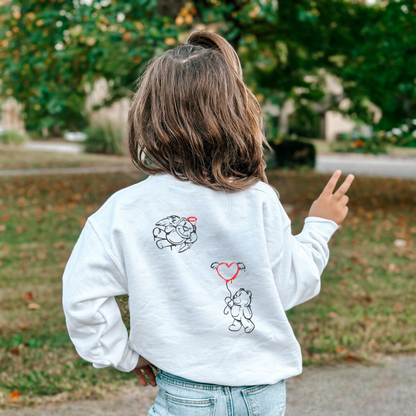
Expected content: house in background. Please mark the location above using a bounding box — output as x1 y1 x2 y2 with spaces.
262 72 381 142
0 97 25 135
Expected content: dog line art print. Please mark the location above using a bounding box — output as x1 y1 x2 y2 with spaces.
153 215 197 253
210 262 255 334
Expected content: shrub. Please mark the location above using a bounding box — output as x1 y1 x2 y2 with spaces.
269 138 316 169
83 123 122 155
332 131 388 154
0 129 27 144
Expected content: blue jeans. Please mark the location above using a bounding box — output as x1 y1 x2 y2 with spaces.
148 369 286 416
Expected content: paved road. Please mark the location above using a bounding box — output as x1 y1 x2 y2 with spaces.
24 141 83 154
316 153 416 179
10 141 416 179
1 355 415 416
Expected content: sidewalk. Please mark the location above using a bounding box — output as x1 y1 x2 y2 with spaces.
13 141 416 180
1 355 415 416
316 153 416 179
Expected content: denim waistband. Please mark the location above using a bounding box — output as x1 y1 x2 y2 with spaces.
157 369 226 391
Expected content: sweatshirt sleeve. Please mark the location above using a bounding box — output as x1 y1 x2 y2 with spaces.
273 216 338 311
62 219 139 372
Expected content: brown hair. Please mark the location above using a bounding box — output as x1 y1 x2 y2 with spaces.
128 29 270 191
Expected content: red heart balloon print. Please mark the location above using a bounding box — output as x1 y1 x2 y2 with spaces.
216 262 240 283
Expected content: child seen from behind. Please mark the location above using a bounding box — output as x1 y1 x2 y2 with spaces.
62 30 354 415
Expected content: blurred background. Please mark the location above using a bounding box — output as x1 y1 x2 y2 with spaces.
0 0 415 414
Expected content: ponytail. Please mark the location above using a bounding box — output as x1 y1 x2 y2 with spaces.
186 30 243 80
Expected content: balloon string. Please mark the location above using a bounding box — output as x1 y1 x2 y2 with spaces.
226 280 232 297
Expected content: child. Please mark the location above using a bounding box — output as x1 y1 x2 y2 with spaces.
62 30 354 415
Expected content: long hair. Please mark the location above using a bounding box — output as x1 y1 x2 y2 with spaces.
128 29 270 191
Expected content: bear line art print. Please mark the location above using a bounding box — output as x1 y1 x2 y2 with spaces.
211 262 255 334
153 216 197 253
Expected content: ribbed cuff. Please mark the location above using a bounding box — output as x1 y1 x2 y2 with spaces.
115 341 140 372
303 216 339 242
92 341 140 372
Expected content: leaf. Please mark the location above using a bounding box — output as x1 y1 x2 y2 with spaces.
27 303 41 310
8 348 20 356
70 193 82 201
9 390 21 402
346 353 360 362
23 292 34 301
335 346 348 353
19 323 30 330
393 305 403 312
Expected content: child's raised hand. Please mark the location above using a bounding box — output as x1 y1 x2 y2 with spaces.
308 170 354 225
132 356 158 387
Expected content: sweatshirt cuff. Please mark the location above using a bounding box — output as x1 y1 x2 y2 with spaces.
303 216 338 242
92 341 140 373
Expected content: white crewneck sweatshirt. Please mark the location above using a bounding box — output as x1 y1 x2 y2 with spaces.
62 172 338 386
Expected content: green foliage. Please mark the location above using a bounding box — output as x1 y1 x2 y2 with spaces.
0 0 177 133
269 138 316 168
288 106 321 139
83 123 122 155
329 1 416 131
0 0 415 136
331 132 388 155
0 129 27 144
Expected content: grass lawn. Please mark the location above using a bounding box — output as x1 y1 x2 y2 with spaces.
0 145 132 170
0 166 415 409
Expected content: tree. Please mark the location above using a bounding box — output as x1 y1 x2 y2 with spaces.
0 0 414 136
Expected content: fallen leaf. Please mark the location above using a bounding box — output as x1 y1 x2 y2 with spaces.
23 292 33 301
8 348 20 356
9 390 21 402
393 305 403 312
19 323 29 329
0 224 6 232
37 252 46 260
329 311 339 318
335 346 348 353
71 193 82 201
27 303 41 310
363 317 373 324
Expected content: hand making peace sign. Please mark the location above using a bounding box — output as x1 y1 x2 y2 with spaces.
308 170 355 225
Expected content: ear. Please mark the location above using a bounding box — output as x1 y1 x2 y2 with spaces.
246 290 252 297
210 262 220 269
237 262 246 272
156 216 179 227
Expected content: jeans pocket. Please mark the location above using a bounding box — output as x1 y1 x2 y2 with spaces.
242 380 286 416
164 392 216 416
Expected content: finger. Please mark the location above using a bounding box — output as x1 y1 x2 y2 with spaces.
334 174 354 200
134 370 148 386
142 366 157 387
321 170 342 197
341 195 349 205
